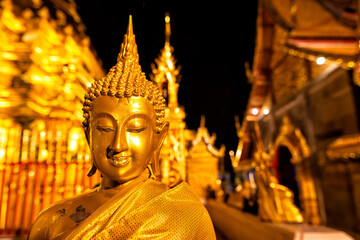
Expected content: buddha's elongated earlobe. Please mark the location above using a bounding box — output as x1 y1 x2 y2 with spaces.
151 150 161 176
87 160 97 177
151 122 169 176
83 123 97 177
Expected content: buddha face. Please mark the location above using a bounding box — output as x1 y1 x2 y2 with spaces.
88 95 165 183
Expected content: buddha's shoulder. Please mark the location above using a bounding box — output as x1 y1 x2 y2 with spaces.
126 181 215 238
143 181 205 212
28 189 98 240
167 181 202 201
39 189 98 218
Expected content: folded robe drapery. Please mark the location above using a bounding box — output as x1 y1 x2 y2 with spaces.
65 178 216 239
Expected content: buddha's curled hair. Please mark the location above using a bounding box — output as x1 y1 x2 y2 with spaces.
82 16 166 132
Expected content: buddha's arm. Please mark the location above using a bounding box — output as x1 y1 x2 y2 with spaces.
27 211 49 240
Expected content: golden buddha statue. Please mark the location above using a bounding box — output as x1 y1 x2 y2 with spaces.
28 16 216 240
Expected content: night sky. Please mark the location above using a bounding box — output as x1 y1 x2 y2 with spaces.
75 0 258 151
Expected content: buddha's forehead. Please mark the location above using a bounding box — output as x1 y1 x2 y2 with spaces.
90 96 156 122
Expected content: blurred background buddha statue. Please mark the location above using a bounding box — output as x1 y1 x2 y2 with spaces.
28 15 215 240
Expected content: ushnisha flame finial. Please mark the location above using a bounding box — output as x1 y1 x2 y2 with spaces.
117 15 139 63
82 15 166 132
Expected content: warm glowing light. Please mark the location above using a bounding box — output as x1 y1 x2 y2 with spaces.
348 61 355 68
37 121 45 130
263 108 270 115
0 100 10 107
249 172 256 188
0 66 15 74
76 185 83 193
1 52 17 60
64 83 72 95
69 140 77 151
40 149 48 160
130 135 140 146
71 132 79 140
316 57 325 65
68 64 76 72
34 47 42 54
235 149 242 160
0 149 5 160
49 56 60 62
235 185 243 192
229 150 234 157
40 131 46 138
133 102 140 109
23 133 29 142
166 59 173 69
166 72 173 81
31 75 41 82
251 108 259 115
165 15 170 23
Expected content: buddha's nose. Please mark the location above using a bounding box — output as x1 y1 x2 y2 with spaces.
106 147 122 158
107 129 128 158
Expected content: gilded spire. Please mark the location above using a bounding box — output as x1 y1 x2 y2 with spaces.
165 12 171 47
150 13 181 108
83 15 166 132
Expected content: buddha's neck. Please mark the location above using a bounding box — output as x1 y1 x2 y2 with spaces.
100 168 150 191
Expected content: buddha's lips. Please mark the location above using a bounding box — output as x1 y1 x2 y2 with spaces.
108 156 132 167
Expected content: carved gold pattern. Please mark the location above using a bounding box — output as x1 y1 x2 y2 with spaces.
272 55 309 104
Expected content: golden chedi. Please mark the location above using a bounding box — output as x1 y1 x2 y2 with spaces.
28 16 216 240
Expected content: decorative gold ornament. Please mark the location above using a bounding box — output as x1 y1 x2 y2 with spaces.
327 134 360 160
83 16 166 133
231 118 303 223
151 13 181 109
269 116 321 225
151 13 186 187
187 116 225 202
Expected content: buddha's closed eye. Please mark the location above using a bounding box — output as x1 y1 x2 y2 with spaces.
96 126 115 133
127 127 147 133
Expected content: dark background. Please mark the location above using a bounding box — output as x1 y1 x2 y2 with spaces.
75 0 257 151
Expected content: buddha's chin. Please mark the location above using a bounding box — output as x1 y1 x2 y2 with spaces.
108 156 132 167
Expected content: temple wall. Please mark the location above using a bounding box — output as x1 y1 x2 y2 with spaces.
258 66 360 234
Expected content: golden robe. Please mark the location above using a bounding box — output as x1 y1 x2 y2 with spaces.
65 178 216 239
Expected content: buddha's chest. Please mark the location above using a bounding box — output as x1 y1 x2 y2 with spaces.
47 202 101 240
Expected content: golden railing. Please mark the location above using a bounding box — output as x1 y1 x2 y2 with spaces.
0 118 100 235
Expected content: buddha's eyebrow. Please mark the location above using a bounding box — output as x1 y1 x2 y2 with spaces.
126 113 151 121
93 113 114 121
